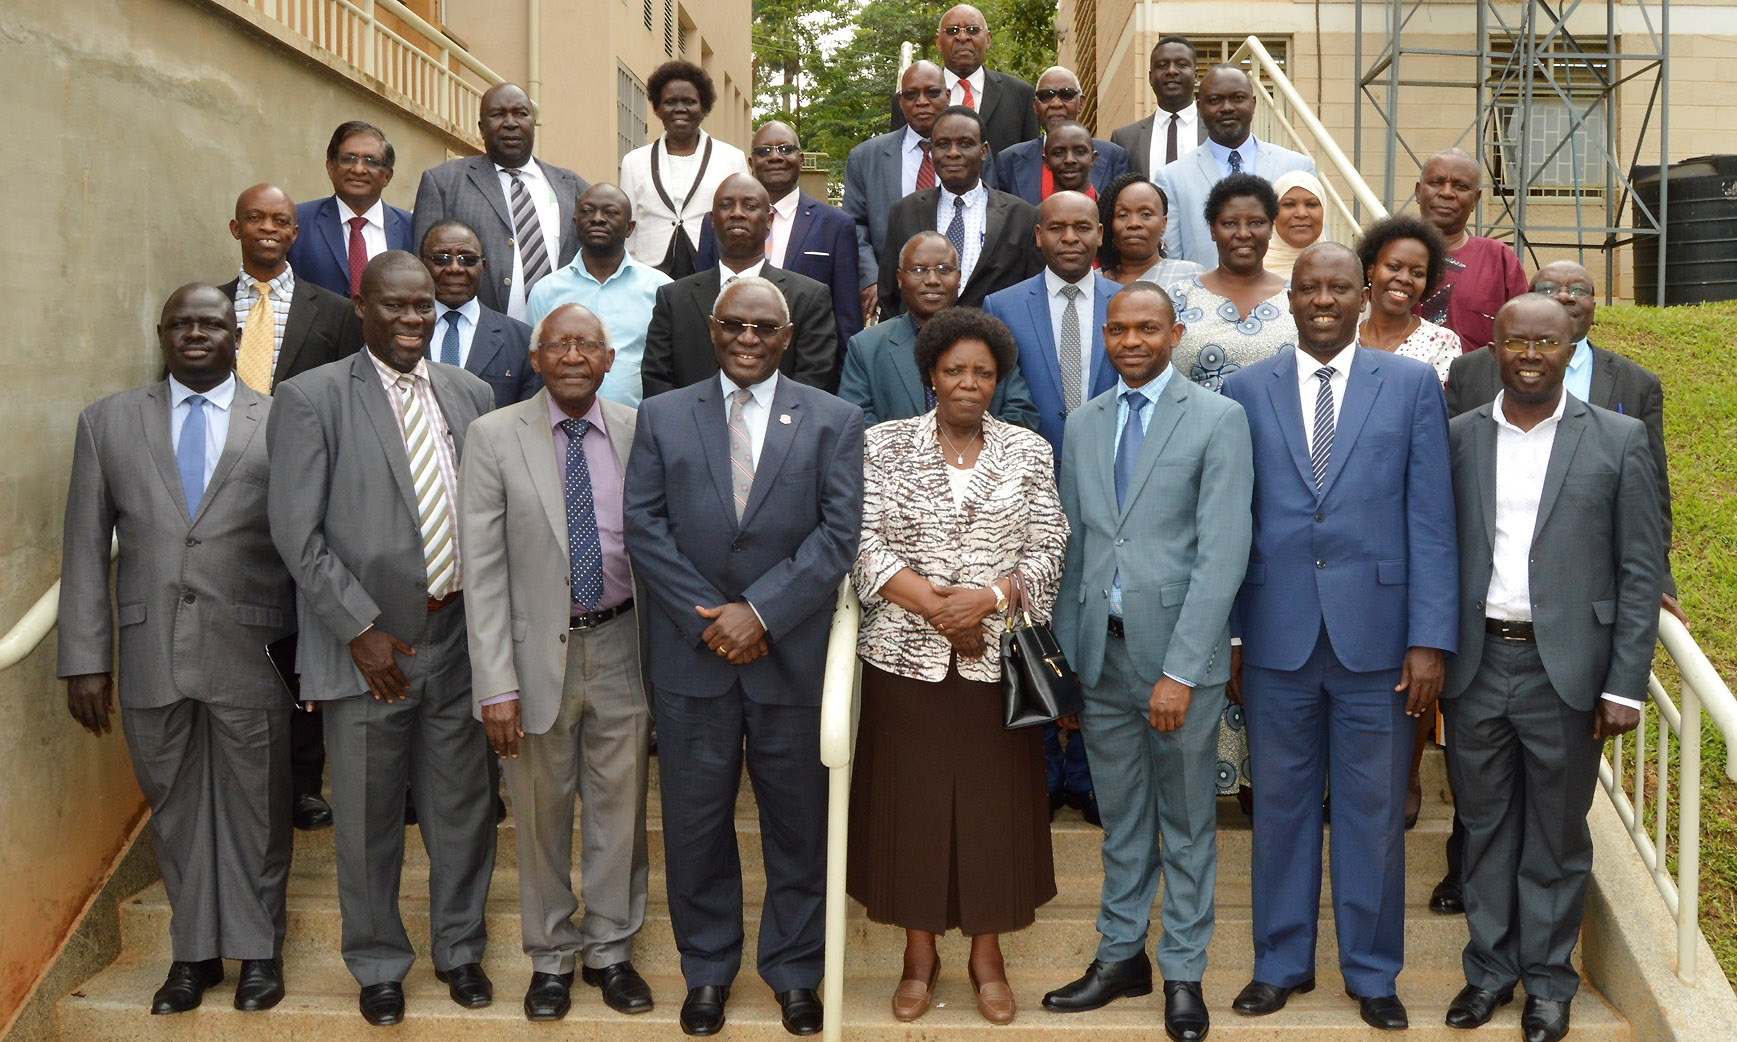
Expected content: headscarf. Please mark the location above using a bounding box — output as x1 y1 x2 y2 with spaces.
1264 170 1333 281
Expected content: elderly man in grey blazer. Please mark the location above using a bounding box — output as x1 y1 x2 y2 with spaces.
1046 283 1253 1042
267 253 498 1026
1439 295 1663 1042
459 303 654 1022
59 284 296 1015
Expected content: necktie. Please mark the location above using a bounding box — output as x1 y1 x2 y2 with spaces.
560 418 605 609
727 388 755 522
959 77 976 109
397 374 458 596
506 169 552 289
1311 367 1336 490
916 140 936 191
1058 284 1084 412
440 311 462 366
236 281 275 393
177 395 209 516
1228 149 1244 175
346 215 369 298
1114 391 1147 509
945 196 967 266
1166 113 1180 165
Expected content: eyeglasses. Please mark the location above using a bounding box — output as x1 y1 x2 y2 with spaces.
1498 337 1566 354
424 252 483 268
1035 87 1082 102
899 86 946 102
333 152 390 170
536 337 610 355
941 24 984 37
1533 280 1595 299
900 263 960 278
751 143 802 157
711 318 789 337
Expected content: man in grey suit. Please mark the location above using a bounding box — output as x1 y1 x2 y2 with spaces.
412 82 588 321
1439 295 1663 1042
59 285 295 1015
460 303 654 1022
1111 36 1207 178
421 219 542 409
267 253 498 1026
1045 283 1253 1042
1155 65 1315 264
624 277 864 1037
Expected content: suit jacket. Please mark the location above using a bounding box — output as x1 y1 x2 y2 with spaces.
842 129 1003 291
1222 347 1459 672
58 381 294 708
219 275 363 387
463 303 541 409
697 192 864 350
640 265 839 398
889 68 1041 156
1055 376 1254 688
460 391 637 733
1442 398 1664 709
993 136 1131 205
983 271 1122 453
1445 341 1673 594
837 313 1038 430
1155 141 1316 264
266 352 496 698
286 197 416 297
878 186 1042 318
1110 112 1210 179
623 374 864 705
412 155 588 314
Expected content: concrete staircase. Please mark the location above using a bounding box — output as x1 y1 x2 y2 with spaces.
57 749 1630 1039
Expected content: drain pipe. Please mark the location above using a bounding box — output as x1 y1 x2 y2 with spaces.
528 0 542 117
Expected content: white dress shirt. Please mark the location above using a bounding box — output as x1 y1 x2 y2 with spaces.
1296 342 1357 458
334 196 388 260
719 258 767 289
432 297 482 369
1044 267 1097 391
900 126 930 196
767 189 801 268
495 159 561 321
169 374 235 491
720 369 779 467
944 66 987 109
936 182 988 285
1150 103 1201 172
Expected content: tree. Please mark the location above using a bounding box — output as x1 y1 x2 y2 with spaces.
751 0 852 130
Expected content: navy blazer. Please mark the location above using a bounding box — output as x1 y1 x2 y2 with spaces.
993 137 1131 205
286 197 415 297
983 271 1121 454
837 313 1039 430
460 303 541 409
696 192 864 353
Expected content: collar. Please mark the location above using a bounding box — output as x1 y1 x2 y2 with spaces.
1160 102 1198 124
770 189 801 221
1491 387 1569 434
902 125 929 154
1044 267 1095 298
719 257 768 287
336 196 386 227
659 128 711 155
720 369 779 408
168 373 237 411
1298 340 1359 378
944 66 986 95
1206 135 1256 166
237 264 296 297
1566 337 1592 375
940 181 987 209
569 249 638 285
367 348 429 386
1117 366 1173 406
495 159 543 182
435 297 481 326
548 391 607 435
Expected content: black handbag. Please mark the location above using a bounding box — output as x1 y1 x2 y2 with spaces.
648 135 713 280
999 572 1082 729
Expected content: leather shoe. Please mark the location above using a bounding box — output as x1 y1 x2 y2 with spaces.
1431 875 1466 914
523 971 573 1021
969 968 1016 1024
292 792 333 830
1231 976 1314 1015
776 988 823 1035
1079 790 1102 827
1164 980 1210 1041
679 985 729 1036
1349 989 1409 1030
1042 951 1153 1012
582 961 653 1014
1522 996 1572 1042
1049 789 1067 820
358 981 405 1026
233 958 284 1012
435 962 493 1008
1445 983 1514 1028
150 959 224 1014
890 958 938 1022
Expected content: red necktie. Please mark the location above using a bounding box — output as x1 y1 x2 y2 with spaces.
916 141 936 191
346 216 368 298
959 77 976 109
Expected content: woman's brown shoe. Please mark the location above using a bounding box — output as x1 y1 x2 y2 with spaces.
970 967 1017 1024
891 959 939 1022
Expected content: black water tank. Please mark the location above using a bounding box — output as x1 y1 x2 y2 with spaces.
1631 154 1737 305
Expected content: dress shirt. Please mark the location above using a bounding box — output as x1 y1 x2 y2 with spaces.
432 297 481 369
1044 266 1098 386
168 374 235 492
1562 337 1593 403
334 196 388 260
900 126 930 196
1205 135 1260 180
1297 341 1358 458
767 189 801 268
944 66 987 109
720 369 780 628
526 252 670 408
937 181 989 285
366 349 464 590
1149 103 1201 172
232 265 295 373
496 159 561 320
719 257 767 288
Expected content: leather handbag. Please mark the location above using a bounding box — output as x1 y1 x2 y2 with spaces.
999 572 1082 729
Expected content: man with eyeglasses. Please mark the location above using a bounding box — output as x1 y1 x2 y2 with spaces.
420 220 540 410
994 67 1130 205
890 5 1040 157
1112 36 1208 178
1437 294 1662 1042
288 121 415 298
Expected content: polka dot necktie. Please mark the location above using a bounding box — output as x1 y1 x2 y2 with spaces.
560 418 605 609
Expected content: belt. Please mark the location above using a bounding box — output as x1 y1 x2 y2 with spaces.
571 598 633 630
1485 617 1535 642
1107 615 1125 639
427 590 462 613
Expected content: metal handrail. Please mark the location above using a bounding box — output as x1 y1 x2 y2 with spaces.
817 581 863 1042
0 537 117 672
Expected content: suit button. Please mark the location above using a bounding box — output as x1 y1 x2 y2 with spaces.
185 537 198 547
1115 538 1126 546
731 544 742 552
1476 600 1485 610
183 592 196 603
1315 513 1325 523
1315 559 1325 569
558 633 567 643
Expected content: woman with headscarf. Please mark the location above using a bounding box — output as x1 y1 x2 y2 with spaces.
1264 170 1332 281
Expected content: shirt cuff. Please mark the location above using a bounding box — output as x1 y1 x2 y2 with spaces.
746 601 768 631
1601 692 1644 711
480 691 520 707
1162 672 1195 689
1229 636 1243 647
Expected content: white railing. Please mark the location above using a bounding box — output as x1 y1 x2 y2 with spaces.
1600 609 1737 984
0 537 117 672
817 581 863 1042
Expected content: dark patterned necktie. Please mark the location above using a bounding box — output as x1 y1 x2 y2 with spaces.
561 418 605 608
1311 367 1335 490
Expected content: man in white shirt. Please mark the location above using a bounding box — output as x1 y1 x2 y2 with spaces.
288 121 415 298
1112 36 1206 178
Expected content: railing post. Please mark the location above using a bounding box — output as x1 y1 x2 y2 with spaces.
360 0 375 80
1679 681 1701 983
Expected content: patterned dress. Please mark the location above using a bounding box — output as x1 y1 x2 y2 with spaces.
1389 317 1465 382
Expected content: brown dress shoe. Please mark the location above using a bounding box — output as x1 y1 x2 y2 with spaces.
970 968 1016 1024
891 959 939 1022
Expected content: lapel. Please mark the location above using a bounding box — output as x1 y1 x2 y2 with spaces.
691 380 738 527
971 190 1018 292
514 391 568 555
466 307 506 379
352 353 420 514
1080 392 1120 522
273 279 319 386
429 363 474 459
1021 276 1063 400
1587 341 1618 409
385 205 413 252
541 160 577 253
1318 347 1382 500
465 156 512 230
874 131 903 209
1009 146 1040 200
887 317 927 414
1087 276 1117 395
977 71 1006 133
786 193 820 262
1263 350 1317 494
311 198 348 284
198 390 259 525
740 378 804 527
1132 115 1155 173
1532 398 1589 539
1119 377 1189 520
600 398 636 472
1473 405 1498 548
141 383 191 525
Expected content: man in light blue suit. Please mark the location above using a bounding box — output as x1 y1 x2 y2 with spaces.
1046 283 1252 1042
1220 244 1457 1031
994 68 1131 205
287 121 415 298
1155 66 1314 265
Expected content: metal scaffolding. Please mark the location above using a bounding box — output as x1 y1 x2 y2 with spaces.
1354 0 1670 303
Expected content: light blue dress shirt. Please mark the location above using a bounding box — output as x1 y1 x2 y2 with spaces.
1562 337 1593 403
1205 136 1260 179
525 253 673 408
169 374 235 492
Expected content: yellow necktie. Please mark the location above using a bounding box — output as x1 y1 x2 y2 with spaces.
398 374 458 597
236 280 276 393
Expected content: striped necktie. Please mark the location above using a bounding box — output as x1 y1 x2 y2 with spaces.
397 373 458 596
236 281 275 393
727 388 755 522
506 169 552 289
1311 367 1335 490
915 140 935 191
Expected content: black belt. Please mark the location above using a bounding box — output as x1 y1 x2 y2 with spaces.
1485 618 1535 642
428 590 462 612
1107 615 1125 639
571 598 633 630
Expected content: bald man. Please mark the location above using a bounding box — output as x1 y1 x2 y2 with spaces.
890 5 1039 155
993 67 1131 204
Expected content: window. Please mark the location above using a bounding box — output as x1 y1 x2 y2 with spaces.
643 0 653 33
664 0 674 57
1485 34 1612 199
618 63 649 167
1189 35 1289 75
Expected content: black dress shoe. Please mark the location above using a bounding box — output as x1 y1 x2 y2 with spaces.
680 985 729 1036
1431 875 1466 914
1079 790 1102 827
1231 976 1314 1015
292 792 333 830
523 971 573 1021
1049 789 1066 820
1042 951 1153 1012
1444 983 1514 1028
150 959 224 1014
1522 996 1572 1042
776 988 823 1036
582 961 654 1014
1164 980 1210 1041
359 981 405 1025
1348 989 1409 1030
233 958 285 1011
435 962 493 1008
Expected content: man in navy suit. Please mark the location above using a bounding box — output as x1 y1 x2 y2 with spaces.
287 121 415 298
419 220 540 409
697 121 862 361
1221 244 1458 1030
994 68 1130 205
624 276 863 1037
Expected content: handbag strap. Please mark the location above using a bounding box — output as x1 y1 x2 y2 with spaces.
1003 570 1033 626
648 135 715 222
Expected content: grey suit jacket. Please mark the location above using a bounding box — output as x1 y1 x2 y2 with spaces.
412 156 588 314
266 351 496 699
1442 397 1665 710
1110 111 1210 179
1154 140 1316 264
59 381 294 708
1054 376 1254 688
218 275 363 387
460 391 637 734
837 312 1038 429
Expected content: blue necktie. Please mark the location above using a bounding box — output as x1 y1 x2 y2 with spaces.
1311 367 1336 490
1114 390 1147 509
1228 149 1244 175
177 395 208 515
945 196 967 263
440 311 462 366
561 418 605 609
